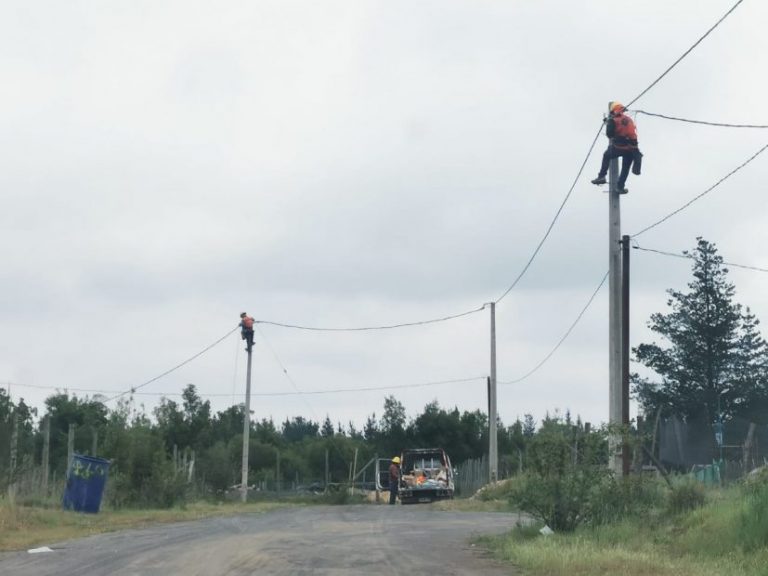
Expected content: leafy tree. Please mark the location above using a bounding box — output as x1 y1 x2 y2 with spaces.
321 416 335 438
633 238 768 427
282 416 319 443
380 395 407 455
363 413 378 442
44 393 107 474
523 414 536 437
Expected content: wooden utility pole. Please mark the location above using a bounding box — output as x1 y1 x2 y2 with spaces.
8 411 18 501
276 449 281 494
488 302 498 483
621 235 631 476
42 416 50 496
325 448 330 488
608 101 623 475
241 341 253 503
67 423 75 471
91 426 98 457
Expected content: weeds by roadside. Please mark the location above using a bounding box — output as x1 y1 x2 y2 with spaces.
481 479 768 576
0 498 289 552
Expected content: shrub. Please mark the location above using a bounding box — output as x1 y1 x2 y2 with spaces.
667 482 706 514
590 476 665 526
508 422 611 532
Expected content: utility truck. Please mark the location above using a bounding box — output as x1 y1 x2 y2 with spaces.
376 447 454 504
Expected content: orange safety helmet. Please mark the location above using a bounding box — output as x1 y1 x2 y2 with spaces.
610 102 626 115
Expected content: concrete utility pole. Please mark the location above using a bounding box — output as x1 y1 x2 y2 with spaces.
240 341 254 503
488 302 498 483
621 235 631 476
608 101 624 475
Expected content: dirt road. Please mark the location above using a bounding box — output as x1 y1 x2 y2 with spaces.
0 505 518 575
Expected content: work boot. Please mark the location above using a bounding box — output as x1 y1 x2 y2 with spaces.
591 176 607 185
619 187 629 195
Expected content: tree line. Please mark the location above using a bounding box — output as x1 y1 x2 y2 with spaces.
3 237 767 506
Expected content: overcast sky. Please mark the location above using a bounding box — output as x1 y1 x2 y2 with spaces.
2 0 767 431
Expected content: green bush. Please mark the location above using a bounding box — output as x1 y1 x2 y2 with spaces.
508 422 610 532
590 476 665 526
667 482 706 515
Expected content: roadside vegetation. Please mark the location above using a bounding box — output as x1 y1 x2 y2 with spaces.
476 412 768 575
481 479 768 576
0 498 288 552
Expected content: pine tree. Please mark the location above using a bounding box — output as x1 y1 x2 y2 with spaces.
633 238 768 424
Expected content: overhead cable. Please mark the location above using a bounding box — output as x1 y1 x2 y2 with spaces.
633 244 768 274
499 271 609 385
104 326 239 403
635 110 768 129
626 0 745 108
494 122 604 304
632 143 768 238
11 376 486 398
255 304 486 332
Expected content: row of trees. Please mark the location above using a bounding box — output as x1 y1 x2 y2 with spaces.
1 383 546 506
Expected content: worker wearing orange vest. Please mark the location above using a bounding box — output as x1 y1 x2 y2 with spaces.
591 102 643 193
240 312 255 351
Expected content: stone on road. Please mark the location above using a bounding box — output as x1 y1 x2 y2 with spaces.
0 505 518 575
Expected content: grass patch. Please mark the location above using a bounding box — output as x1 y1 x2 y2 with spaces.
431 497 517 513
481 485 768 576
0 499 290 552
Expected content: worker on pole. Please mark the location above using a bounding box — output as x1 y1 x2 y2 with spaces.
240 312 255 351
591 102 642 193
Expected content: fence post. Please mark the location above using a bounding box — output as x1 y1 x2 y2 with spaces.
351 448 358 494
276 449 281 494
67 423 75 472
743 423 757 474
325 449 329 488
42 416 50 497
8 411 18 502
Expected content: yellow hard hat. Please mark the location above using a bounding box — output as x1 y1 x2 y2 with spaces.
610 102 625 114
392 456 401 464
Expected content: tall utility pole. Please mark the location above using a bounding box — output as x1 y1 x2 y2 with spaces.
240 341 253 503
608 101 624 475
621 235 631 476
488 302 498 483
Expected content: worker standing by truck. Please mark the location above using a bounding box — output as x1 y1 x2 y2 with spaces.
389 456 401 505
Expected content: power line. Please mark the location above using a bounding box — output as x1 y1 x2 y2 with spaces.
499 271 609 385
104 326 240 403
255 304 486 332
635 110 768 129
9 375 487 398
494 122 604 304
626 0 745 108
633 244 768 274
632 143 768 238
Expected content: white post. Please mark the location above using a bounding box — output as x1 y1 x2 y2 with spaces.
489 302 498 483
241 345 253 502
608 101 623 475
